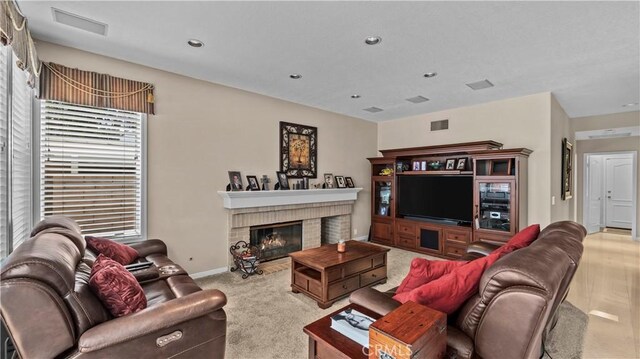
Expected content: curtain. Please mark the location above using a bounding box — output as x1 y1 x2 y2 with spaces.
40 62 155 114
0 0 40 83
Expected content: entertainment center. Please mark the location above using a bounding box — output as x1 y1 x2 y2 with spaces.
368 140 532 259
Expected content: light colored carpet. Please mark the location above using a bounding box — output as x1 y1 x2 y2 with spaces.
543 301 589 359
196 246 587 359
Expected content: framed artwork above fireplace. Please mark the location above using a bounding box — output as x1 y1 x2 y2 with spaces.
280 121 317 178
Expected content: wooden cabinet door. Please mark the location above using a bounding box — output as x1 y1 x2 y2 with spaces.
474 179 517 237
372 177 394 219
415 223 443 255
372 220 393 244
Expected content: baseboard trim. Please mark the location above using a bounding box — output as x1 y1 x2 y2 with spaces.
190 266 227 279
352 235 369 241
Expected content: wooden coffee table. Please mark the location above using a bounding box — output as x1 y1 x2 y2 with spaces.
289 240 390 308
303 303 381 359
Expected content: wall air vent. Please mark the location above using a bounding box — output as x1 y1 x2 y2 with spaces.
363 107 384 113
430 119 449 131
406 96 430 104
466 79 494 90
52 8 108 36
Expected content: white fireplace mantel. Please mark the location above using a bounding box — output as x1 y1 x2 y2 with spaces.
217 188 362 209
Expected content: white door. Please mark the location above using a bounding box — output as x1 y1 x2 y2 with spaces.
605 157 634 229
586 156 604 233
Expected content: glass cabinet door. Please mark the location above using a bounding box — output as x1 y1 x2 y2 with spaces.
374 180 392 217
477 181 513 233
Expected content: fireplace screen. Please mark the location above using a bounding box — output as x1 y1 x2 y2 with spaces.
249 221 303 261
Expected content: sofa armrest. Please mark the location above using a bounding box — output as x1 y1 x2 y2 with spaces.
349 287 401 316
78 289 226 352
447 326 475 359
128 239 168 257
465 241 501 257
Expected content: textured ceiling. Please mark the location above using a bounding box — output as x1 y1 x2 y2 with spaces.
18 1 640 122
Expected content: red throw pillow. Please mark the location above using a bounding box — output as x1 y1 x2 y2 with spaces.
86 236 139 265
89 254 147 317
393 252 502 314
492 224 541 257
396 258 467 294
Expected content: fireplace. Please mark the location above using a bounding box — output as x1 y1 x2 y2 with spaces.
250 221 303 262
218 189 362 271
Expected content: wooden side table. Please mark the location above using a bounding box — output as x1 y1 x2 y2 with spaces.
369 301 447 359
304 303 381 359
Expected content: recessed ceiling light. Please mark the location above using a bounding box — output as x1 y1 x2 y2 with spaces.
622 102 639 107
423 72 438 78
351 94 361 99
364 36 382 45
289 74 302 79
187 39 204 48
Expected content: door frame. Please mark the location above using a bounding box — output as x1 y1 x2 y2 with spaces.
583 151 637 240
583 154 604 234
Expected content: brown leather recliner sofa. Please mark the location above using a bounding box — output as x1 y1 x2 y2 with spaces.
1 216 227 358
350 221 586 359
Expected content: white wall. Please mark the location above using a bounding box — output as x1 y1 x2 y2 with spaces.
36 41 379 273
550 94 575 222
378 92 553 226
573 111 640 238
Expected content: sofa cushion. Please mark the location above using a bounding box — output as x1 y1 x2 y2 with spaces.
86 236 139 265
89 255 147 317
396 258 467 294
142 280 177 307
393 252 501 314
492 224 540 257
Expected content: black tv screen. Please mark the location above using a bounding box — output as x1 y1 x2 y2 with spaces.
397 176 473 223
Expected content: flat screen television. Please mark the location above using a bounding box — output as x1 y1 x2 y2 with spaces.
397 175 473 223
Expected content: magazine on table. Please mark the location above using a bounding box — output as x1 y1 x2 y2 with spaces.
330 308 375 347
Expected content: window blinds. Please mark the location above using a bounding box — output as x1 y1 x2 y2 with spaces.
0 46 8 257
10 50 32 252
40 100 143 240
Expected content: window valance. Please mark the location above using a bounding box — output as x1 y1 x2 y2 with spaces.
40 62 155 114
0 0 40 82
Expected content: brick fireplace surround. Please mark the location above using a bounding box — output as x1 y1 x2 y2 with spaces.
218 189 362 269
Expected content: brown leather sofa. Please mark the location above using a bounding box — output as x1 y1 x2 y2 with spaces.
1 216 227 358
350 221 586 359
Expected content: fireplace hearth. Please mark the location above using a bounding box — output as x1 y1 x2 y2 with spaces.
250 221 302 261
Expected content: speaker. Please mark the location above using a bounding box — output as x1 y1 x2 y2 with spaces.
419 228 440 251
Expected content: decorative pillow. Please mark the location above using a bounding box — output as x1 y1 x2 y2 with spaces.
396 258 467 294
89 254 147 317
393 252 502 314
86 236 139 265
492 224 541 257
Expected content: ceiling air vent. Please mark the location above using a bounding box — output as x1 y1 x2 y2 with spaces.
430 119 449 131
466 79 494 90
363 107 384 113
406 96 430 104
52 8 108 36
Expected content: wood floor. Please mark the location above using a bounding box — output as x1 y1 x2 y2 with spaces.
567 230 640 358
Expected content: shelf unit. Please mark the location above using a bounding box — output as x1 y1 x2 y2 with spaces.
370 158 395 246
368 141 532 259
